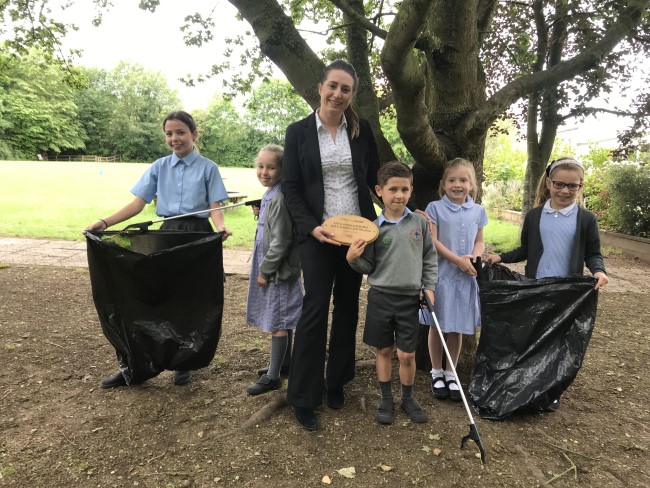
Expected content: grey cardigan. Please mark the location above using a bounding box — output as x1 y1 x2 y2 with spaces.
500 205 606 278
259 192 301 283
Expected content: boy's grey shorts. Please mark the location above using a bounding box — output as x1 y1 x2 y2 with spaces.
362 288 420 353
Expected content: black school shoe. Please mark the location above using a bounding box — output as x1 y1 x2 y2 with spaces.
246 374 282 395
376 398 395 425
326 387 345 409
431 375 449 400
292 406 319 431
542 398 561 412
100 371 127 389
173 370 191 385
445 379 462 402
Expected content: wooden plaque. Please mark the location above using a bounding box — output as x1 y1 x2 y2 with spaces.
322 214 379 246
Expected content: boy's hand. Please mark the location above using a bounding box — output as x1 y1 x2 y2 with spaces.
421 289 435 308
456 255 477 276
257 275 269 287
593 271 609 290
483 253 501 265
346 238 367 262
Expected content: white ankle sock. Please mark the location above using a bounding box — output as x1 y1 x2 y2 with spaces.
444 370 459 390
430 368 445 389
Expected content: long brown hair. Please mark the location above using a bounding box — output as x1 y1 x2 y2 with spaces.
320 60 360 139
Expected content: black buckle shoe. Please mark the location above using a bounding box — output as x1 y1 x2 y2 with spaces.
326 387 344 409
246 375 282 395
173 370 191 385
292 406 319 430
100 371 127 389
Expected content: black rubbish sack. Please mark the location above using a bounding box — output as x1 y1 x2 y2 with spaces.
85 230 224 385
468 264 598 420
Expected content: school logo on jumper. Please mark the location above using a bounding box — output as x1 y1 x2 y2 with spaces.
382 235 392 245
410 228 423 242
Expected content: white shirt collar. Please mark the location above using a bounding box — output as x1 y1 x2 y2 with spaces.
315 108 347 132
543 199 576 216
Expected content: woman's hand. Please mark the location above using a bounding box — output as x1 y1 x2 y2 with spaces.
310 226 340 246
593 271 609 290
483 253 501 265
257 275 269 287
346 238 366 262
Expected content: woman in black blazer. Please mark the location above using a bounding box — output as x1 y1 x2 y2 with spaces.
282 60 380 430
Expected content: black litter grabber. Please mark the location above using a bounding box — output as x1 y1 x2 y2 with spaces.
106 199 261 237
422 288 487 464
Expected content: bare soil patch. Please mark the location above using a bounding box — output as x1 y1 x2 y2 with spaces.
0 255 649 487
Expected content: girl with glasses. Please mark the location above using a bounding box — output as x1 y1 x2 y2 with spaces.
484 157 609 410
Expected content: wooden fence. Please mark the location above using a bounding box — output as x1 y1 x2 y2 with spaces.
46 155 122 163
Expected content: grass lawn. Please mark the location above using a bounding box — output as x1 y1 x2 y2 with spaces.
0 160 520 251
0 161 264 248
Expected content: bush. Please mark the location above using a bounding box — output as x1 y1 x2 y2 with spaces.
482 180 523 212
606 164 650 238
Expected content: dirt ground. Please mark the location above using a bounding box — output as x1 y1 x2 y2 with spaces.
1 253 649 488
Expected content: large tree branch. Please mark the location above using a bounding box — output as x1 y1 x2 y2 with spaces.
465 0 650 139
381 0 445 165
228 0 324 108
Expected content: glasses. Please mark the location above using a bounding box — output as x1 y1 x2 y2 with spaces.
551 180 583 191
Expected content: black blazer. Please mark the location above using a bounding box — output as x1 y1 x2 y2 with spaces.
281 112 380 240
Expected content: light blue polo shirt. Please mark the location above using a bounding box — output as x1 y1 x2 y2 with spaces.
537 200 578 278
131 150 229 218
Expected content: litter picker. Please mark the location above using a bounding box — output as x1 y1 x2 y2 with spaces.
422 276 487 464
110 199 262 235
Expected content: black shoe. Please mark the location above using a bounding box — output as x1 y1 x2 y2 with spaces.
376 398 395 425
542 398 561 412
326 387 344 409
431 376 449 400
100 371 127 389
173 370 191 385
401 397 428 423
292 406 319 431
246 374 282 395
445 379 462 402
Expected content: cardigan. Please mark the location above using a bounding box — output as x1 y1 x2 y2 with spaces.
259 191 301 284
499 205 606 278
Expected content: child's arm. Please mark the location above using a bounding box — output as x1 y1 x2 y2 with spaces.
84 196 147 232
258 195 293 282
346 238 375 275
583 211 608 289
209 202 232 239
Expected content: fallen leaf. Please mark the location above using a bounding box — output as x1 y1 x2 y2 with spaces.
475 452 482 459
197 431 204 438
428 433 441 441
337 467 356 478
379 464 393 472
433 448 442 456
421 446 431 454
615 387 623 392
322 475 332 484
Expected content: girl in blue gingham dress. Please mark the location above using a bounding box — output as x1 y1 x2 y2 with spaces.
424 158 487 402
245 145 303 396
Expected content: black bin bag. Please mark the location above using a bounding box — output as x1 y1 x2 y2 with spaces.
85 230 224 385
468 264 598 420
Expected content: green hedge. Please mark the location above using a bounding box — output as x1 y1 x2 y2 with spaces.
606 165 650 238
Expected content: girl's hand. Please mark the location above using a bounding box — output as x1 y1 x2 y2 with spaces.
310 226 340 246
257 275 269 287
251 205 260 219
217 225 232 241
84 219 108 233
593 271 609 290
456 255 477 276
483 253 501 265
346 238 366 262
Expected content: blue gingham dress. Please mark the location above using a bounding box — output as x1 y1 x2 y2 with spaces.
246 185 303 332
421 195 488 334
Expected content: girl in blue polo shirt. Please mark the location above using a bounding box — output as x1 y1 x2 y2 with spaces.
85 110 231 388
